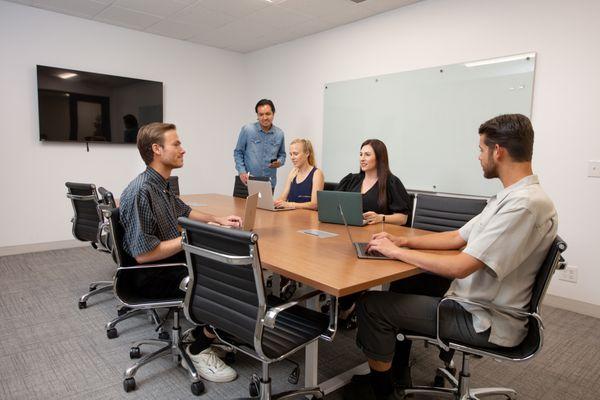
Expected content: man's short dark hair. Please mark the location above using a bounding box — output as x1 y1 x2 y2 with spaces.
479 114 534 162
255 99 275 114
137 122 176 165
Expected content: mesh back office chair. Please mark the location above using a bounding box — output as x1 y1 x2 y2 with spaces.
180 218 336 399
412 194 488 232
397 236 567 400
98 201 205 396
65 182 113 309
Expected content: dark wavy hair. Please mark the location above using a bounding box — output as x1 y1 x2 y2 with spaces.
360 139 391 211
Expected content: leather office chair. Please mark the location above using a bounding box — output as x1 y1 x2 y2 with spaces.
412 194 487 232
65 182 113 309
323 181 338 191
405 193 416 227
179 218 337 399
396 236 567 400
98 203 205 396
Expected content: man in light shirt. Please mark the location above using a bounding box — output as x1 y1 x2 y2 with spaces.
345 114 558 400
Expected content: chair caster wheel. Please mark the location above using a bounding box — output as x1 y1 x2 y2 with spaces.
249 374 260 397
107 327 118 339
78 301 86 309
225 352 236 364
130 346 141 359
123 377 136 392
191 381 205 396
158 331 170 340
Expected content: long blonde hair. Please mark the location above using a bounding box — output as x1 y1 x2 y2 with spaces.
290 138 316 167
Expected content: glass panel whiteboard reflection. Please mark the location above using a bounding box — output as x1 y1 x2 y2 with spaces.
322 53 536 196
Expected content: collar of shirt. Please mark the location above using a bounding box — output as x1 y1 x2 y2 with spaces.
144 166 168 191
254 121 274 134
492 174 539 204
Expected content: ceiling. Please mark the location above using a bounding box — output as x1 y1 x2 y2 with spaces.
7 0 421 53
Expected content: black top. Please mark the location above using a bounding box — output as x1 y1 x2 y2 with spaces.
336 172 411 215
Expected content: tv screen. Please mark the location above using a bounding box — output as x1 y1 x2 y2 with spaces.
36 65 163 144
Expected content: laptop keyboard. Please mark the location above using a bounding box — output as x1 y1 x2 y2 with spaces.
357 242 384 257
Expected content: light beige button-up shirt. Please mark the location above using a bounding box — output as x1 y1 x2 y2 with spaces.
447 175 558 347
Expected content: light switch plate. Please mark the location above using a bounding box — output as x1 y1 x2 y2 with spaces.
588 161 600 178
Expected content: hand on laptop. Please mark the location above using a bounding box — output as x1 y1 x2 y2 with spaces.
274 200 294 209
372 232 408 247
363 211 382 224
366 236 398 258
216 215 243 228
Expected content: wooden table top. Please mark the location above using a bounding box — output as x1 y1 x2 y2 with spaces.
182 193 444 297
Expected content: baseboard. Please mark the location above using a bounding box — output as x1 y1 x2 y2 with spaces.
0 240 87 257
543 294 600 319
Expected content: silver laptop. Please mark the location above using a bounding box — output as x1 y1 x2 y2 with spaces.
247 179 294 211
338 204 390 260
242 193 259 231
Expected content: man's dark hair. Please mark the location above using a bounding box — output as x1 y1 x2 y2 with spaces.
137 122 176 165
255 99 275 114
478 114 534 162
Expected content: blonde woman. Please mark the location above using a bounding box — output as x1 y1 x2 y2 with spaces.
274 138 324 210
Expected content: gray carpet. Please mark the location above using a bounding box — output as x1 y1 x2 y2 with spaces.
0 247 599 400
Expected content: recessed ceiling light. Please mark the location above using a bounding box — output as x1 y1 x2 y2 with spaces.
464 53 535 67
57 72 77 79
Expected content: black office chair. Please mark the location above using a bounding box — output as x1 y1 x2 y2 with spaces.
405 193 416 227
397 236 567 399
65 182 113 309
412 194 487 232
98 203 205 396
323 181 338 191
180 218 337 399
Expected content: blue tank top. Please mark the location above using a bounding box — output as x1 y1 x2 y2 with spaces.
287 167 317 203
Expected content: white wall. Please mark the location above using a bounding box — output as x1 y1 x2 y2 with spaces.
0 1 248 247
243 0 600 305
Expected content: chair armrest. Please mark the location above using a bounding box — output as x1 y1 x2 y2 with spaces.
433 296 537 352
116 262 187 272
179 276 190 292
262 290 322 329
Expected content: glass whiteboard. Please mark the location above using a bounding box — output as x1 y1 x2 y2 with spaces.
322 53 536 196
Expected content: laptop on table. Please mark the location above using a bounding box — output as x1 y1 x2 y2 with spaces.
317 191 366 226
338 204 390 260
247 179 294 211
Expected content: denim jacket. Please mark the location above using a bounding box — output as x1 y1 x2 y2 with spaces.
233 122 286 188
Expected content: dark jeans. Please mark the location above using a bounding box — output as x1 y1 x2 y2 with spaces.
132 251 188 300
356 274 500 364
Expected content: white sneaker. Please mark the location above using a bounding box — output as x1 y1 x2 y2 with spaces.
184 346 237 383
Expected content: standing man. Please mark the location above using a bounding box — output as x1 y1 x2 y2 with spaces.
234 99 286 190
344 114 558 400
120 122 241 383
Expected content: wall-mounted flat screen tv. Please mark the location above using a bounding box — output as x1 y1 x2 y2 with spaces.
37 65 163 144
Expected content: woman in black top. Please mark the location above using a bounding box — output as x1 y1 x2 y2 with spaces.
335 139 411 329
336 139 411 225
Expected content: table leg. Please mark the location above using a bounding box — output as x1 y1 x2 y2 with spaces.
305 340 319 388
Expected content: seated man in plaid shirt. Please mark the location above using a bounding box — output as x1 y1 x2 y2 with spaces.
120 122 241 383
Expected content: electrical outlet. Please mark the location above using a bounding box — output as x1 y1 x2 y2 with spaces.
559 265 578 283
588 161 600 178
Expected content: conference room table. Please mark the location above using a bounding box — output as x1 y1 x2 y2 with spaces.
181 193 448 394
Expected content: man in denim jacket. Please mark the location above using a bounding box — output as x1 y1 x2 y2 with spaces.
233 99 286 189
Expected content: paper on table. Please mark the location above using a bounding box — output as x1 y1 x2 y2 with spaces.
299 229 338 238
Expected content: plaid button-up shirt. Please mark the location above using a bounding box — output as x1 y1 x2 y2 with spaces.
119 167 191 258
